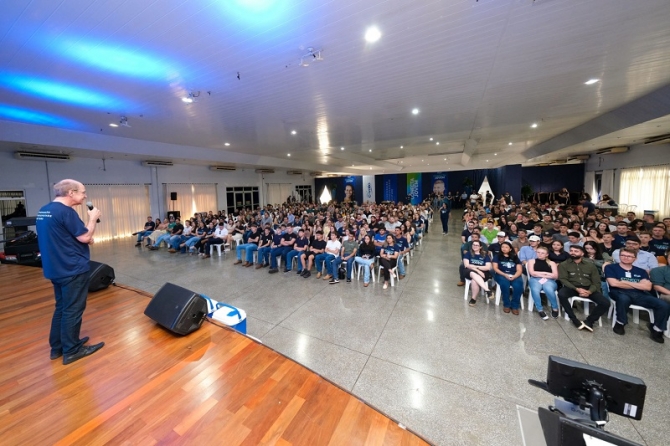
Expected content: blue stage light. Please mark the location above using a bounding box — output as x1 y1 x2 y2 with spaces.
0 75 126 109
55 40 182 80
221 0 292 27
0 104 79 128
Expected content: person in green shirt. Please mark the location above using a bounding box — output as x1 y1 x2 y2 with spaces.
480 220 499 245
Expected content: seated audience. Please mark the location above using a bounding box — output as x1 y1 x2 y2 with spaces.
493 242 524 314
463 240 493 306
527 246 560 320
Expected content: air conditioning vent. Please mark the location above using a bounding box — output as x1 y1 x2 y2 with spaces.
209 165 236 171
568 155 590 161
255 168 275 174
142 160 173 167
14 151 70 161
287 170 303 175
596 146 629 155
310 171 323 177
644 133 670 145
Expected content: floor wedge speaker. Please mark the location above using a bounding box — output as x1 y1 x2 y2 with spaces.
144 282 207 335
88 261 115 292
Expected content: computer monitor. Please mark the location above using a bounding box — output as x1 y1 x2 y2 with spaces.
538 407 642 446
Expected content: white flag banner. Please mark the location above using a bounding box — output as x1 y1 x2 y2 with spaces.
362 175 375 203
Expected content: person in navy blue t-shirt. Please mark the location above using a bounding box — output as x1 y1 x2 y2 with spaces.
605 247 670 343
380 234 400 289
463 241 492 306
492 242 524 314
35 179 105 365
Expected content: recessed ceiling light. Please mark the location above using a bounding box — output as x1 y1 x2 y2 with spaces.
400 145 404 149
411 108 419 115
224 142 230 146
340 147 345 151
181 97 193 103
429 137 433 141
486 160 489 162
427 163 429 166
444 158 447 161
531 123 538 128
109 123 118 127
494 153 497 156
421 159 424 162
369 167 372 170
585 79 600 85
287 153 291 157
508 142 512 145
436 142 439 145
365 26 382 43
400 161 403 163
291 130 297 135
369 149 372 152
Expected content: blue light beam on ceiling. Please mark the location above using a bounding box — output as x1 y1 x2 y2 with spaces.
0 75 128 110
0 104 79 128
55 40 184 80
221 0 293 27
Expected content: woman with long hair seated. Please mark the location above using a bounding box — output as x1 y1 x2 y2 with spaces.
526 246 560 320
548 239 569 263
379 234 399 289
463 241 493 306
582 240 612 299
355 234 376 287
492 242 524 314
584 227 603 244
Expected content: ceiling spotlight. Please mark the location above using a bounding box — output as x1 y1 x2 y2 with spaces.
508 142 512 145
436 142 440 145
429 137 433 141
531 123 538 128
287 153 291 157
400 145 404 149
486 160 489 162
182 91 200 103
421 159 424 162
291 130 297 135
585 78 600 85
411 108 419 115
369 167 372 170
365 26 382 43
340 147 345 151
224 142 230 146
181 97 193 103
369 149 372 152
109 123 118 127
444 158 447 161
494 153 497 156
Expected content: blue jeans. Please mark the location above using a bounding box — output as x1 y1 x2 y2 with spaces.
136 230 153 242
270 246 290 269
50 272 91 356
528 277 558 311
343 257 355 279
236 243 258 262
153 233 171 247
495 275 524 309
169 235 184 250
325 254 342 277
610 288 670 329
286 249 304 272
355 257 375 283
397 253 407 276
314 253 328 273
257 246 272 265
184 237 200 249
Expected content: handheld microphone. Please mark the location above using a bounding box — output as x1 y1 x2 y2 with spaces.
86 201 101 223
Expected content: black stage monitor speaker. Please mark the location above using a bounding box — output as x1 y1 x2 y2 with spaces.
88 261 115 292
170 192 178 201
144 282 207 335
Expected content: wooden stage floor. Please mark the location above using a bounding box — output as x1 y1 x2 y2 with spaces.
0 264 429 445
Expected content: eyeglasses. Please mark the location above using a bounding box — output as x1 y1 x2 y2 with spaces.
619 254 636 259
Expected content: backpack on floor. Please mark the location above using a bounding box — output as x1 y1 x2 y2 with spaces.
338 264 346 280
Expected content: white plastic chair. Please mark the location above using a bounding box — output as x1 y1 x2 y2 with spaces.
608 300 654 326
563 296 603 327
494 283 525 309
377 264 398 286
527 290 560 317
356 262 376 283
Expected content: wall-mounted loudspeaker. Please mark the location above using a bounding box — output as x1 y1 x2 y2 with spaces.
170 192 178 201
144 283 207 335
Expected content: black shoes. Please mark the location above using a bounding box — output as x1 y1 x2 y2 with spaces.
302 271 311 278
551 309 559 319
329 278 339 284
346 278 352 283
268 268 279 274
613 322 625 335
648 323 665 344
135 242 141 247
571 318 581 328
538 311 548 321
51 336 89 360
296 270 302 275
579 320 594 332
468 298 476 307
62 342 104 365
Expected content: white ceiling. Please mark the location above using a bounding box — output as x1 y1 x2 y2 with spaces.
1 0 670 174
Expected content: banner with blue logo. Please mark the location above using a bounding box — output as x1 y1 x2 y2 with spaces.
362 175 375 203
431 172 447 195
406 172 422 205
382 174 398 202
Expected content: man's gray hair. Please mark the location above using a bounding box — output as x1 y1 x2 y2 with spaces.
53 179 80 197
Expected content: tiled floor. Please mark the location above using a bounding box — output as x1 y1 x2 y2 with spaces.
90 219 669 445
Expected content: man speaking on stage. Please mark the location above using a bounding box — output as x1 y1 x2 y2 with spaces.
36 179 104 365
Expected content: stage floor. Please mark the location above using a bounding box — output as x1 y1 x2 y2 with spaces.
0 264 428 445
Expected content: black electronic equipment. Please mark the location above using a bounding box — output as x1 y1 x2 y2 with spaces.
144 283 207 335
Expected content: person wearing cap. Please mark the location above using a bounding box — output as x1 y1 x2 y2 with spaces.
558 245 610 331
233 223 260 266
488 232 508 259
612 236 659 272
605 248 669 343
519 235 541 266
540 231 554 250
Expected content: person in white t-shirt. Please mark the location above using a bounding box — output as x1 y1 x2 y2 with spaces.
203 222 229 258
324 231 342 284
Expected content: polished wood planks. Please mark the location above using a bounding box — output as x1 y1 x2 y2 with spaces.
0 264 429 445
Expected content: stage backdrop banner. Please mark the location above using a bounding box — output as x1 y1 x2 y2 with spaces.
407 172 422 205
362 175 375 203
382 174 398 202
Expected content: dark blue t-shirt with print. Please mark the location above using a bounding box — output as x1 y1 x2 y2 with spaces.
36 201 89 280
648 237 670 257
464 252 490 267
295 236 309 248
604 263 649 283
395 237 409 251
383 244 400 256
494 255 519 275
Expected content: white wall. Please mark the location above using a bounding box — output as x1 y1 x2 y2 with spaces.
584 143 670 172
0 151 314 217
